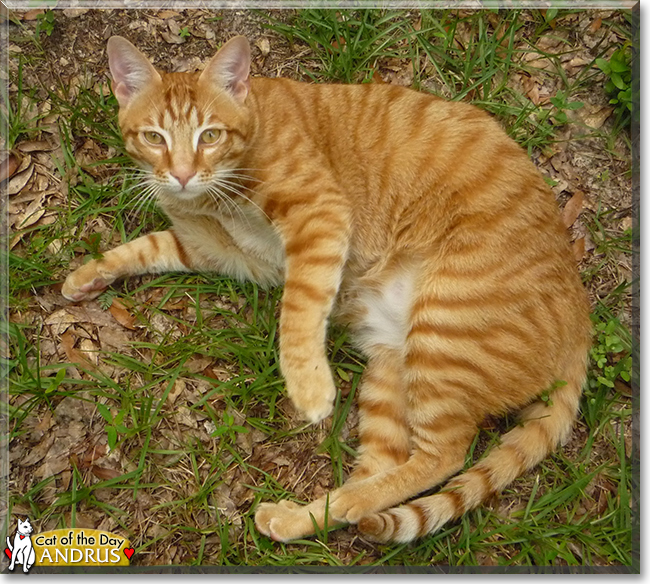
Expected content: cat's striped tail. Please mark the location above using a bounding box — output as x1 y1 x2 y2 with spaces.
357 368 585 543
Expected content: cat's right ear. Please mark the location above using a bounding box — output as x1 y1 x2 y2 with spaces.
107 36 162 107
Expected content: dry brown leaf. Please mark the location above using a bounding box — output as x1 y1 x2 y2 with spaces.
590 17 602 33
161 30 186 45
572 237 585 261
167 378 186 406
82 443 107 466
22 8 44 20
6 162 34 195
157 9 181 18
20 433 55 467
582 105 613 130
96 326 131 351
255 37 270 57
176 406 198 428
91 465 123 480
60 329 98 371
561 190 585 227
62 8 89 18
34 456 69 479
60 470 72 491
47 306 117 330
35 410 53 433
16 192 45 228
331 36 346 51
0 151 20 182
525 81 540 105
109 298 137 330
186 355 213 374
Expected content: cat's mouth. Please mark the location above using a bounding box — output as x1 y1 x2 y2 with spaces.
158 179 212 201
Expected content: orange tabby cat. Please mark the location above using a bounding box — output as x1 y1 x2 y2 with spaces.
62 35 591 543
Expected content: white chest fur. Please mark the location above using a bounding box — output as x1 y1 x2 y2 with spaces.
219 202 285 269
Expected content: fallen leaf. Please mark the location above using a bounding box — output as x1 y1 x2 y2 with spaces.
590 17 602 33
60 470 72 491
0 151 20 182
60 329 98 371
185 355 213 374
255 37 270 57
582 106 613 129
157 9 181 18
46 306 118 330
561 190 585 227
331 36 346 51
35 410 53 433
167 378 186 406
22 8 44 21
62 8 89 18
20 433 55 466
176 406 198 428
109 298 137 330
15 192 45 228
81 443 107 465
572 237 585 261
96 326 131 351
161 30 186 45
6 162 33 195
91 466 123 480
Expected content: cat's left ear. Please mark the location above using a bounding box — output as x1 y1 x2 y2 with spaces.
200 36 251 103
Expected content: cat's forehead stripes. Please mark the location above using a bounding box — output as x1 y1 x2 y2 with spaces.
160 76 204 126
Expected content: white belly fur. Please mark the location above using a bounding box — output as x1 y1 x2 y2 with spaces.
354 270 415 353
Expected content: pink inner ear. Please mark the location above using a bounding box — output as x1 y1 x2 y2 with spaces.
200 37 251 103
231 79 250 102
107 37 161 106
112 81 131 104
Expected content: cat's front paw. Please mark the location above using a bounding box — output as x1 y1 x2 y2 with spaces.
255 500 309 542
62 260 116 302
284 360 336 424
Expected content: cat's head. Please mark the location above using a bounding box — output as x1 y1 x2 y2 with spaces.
107 35 253 202
17 518 33 535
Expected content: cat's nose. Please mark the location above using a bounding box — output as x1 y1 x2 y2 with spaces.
171 169 196 188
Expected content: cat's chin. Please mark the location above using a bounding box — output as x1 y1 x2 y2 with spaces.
160 187 209 202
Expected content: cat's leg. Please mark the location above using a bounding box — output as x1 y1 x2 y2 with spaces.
26 547 35 572
274 195 352 423
8 544 15 571
347 347 411 482
62 230 192 301
255 377 477 541
255 346 411 541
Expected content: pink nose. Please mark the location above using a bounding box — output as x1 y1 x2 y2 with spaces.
171 169 196 188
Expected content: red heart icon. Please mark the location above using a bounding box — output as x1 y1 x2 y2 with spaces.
4 548 11 560
123 548 134 560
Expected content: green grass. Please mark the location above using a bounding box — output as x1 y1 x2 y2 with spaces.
5 7 635 569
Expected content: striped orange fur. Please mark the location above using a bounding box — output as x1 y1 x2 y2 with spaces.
62 36 592 544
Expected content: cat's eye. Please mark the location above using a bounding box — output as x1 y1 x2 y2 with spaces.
143 131 164 146
199 129 221 145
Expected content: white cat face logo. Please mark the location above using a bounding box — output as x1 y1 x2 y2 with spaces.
6 517 36 573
